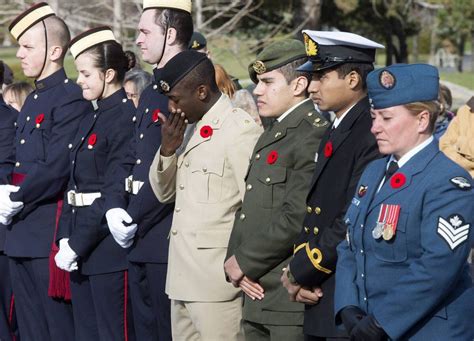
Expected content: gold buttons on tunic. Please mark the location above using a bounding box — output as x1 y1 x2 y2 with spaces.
20 139 25 144
265 177 271 183
304 227 310 234
239 213 246 220
202 167 207 172
275 132 282 138
255 154 260 160
136 159 142 165
313 227 319 235
246 184 252 191
26 116 30 121
140 133 144 139
132 116 137 122
179 184 185 190
175 207 181 212
171 230 177 235
315 207 321 215
307 206 312 214
307 112 313 117
15 162 20 167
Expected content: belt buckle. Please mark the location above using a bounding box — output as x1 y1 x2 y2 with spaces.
68 191 76 206
125 176 133 193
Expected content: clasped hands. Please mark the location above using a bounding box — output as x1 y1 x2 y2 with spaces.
224 255 264 300
0 185 24 225
280 266 323 305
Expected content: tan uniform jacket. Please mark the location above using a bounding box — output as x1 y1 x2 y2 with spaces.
440 104 474 178
149 95 263 301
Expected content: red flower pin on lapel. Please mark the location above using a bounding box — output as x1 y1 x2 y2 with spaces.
35 113 45 128
152 109 160 123
88 133 97 149
267 150 278 164
324 141 333 158
390 173 406 189
200 125 213 138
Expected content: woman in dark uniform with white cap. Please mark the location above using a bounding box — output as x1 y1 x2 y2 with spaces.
335 64 474 341
54 27 136 341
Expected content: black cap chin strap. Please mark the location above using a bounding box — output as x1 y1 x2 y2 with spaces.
37 20 49 80
156 23 169 67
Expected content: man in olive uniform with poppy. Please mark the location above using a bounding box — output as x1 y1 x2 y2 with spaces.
280 31 383 340
224 39 328 340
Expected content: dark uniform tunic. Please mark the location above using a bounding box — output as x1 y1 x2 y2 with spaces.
0 96 18 341
5 68 91 341
57 88 135 341
289 97 381 338
126 68 174 341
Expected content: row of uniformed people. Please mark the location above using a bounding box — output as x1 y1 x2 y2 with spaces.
0 1 194 340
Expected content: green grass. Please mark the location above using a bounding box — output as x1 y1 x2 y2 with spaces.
440 72 474 90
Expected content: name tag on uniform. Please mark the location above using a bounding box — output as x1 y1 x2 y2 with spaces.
351 197 360 206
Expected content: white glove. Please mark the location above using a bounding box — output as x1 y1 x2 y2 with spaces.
105 208 138 248
0 185 24 219
0 215 11 226
54 238 79 272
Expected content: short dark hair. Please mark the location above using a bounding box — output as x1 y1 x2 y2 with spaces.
180 58 219 93
87 41 133 83
154 9 193 49
277 57 311 84
334 63 374 89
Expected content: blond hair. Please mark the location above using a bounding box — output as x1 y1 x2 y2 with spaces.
405 100 441 134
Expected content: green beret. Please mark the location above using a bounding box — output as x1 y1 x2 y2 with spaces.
248 39 307 83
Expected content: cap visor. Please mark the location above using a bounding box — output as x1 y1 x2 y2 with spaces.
296 60 315 72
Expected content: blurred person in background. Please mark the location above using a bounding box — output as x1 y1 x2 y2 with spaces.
124 69 153 108
215 63 261 126
434 83 454 139
3 82 34 112
440 95 474 178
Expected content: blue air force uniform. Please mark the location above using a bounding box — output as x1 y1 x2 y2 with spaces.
56 88 135 341
5 68 91 341
126 68 174 341
0 96 18 341
336 141 474 340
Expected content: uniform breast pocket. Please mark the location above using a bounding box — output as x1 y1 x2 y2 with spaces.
31 119 52 161
189 158 225 203
372 211 408 263
256 166 287 209
345 203 361 251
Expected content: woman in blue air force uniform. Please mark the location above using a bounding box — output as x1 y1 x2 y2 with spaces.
335 64 474 341
54 27 136 341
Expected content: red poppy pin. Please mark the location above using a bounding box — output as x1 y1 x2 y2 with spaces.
35 113 45 128
200 125 213 138
152 109 160 123
324 141 333 158
87 133 97 149
267 150 278 164
390 173 406 189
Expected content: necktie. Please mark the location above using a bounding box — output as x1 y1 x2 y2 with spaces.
382 160 399 186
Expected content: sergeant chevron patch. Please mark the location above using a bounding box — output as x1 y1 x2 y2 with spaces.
437 215 470 250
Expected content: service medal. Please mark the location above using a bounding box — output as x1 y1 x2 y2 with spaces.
383 225 394 240
373 205 388 240
372 223 383 239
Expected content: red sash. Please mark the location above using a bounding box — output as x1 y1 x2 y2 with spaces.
11 173 71 301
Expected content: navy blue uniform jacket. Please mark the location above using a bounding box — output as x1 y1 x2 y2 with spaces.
127 68 174 264
5 69 91 258
57 88 135 275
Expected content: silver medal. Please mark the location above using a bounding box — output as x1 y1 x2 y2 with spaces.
372 223 383 239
